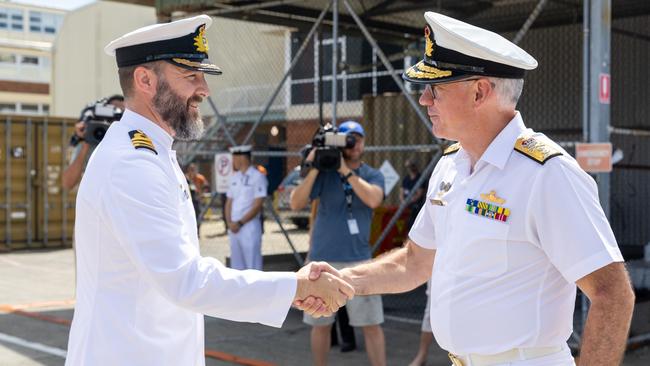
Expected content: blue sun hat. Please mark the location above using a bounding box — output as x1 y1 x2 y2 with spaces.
338 121 365 137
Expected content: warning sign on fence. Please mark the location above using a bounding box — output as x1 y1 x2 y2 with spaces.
214 153 233 193
575 142 612 173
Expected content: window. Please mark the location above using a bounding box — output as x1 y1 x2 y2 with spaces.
42 104 49 115
29 11 41 32
20 56 39 65
0 53 16 64
0 103 16 113
0 8 25 32
27 10 62 34
20 104 39 113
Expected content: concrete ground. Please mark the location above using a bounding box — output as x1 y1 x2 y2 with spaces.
0 219 649 365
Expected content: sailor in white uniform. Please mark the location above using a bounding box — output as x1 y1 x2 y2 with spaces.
300 10 635 366
65 14 354 366
226 145 267 270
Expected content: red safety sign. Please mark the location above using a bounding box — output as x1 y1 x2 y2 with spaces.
575 142 612 173
599 73 610 104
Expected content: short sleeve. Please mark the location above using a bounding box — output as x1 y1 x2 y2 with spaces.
408 176 437 249
253 173 268 198
366 168 385 194
528 158 623 283
226 177 235 198
309 172 325 201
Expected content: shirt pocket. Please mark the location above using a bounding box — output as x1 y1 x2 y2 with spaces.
444 213 510 278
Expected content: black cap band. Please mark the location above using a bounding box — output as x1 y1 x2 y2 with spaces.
426 45 525 79
115 32 207 68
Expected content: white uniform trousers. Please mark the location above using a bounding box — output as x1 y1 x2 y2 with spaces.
228 218 262 270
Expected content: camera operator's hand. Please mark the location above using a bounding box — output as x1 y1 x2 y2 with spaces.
337 155 352 176
305 148 316 164
74 121 86 140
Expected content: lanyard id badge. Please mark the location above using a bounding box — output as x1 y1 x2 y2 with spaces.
347 218 360 235
341 175 359 235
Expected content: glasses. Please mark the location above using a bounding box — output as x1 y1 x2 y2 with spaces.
425 77 483 99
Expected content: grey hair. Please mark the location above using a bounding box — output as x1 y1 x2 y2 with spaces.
487 77 524 107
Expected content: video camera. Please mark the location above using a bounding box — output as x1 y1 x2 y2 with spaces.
79 99 123 145
301 123 357 172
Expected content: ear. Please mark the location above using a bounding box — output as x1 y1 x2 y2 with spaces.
133 66 158 98
473 78 494 107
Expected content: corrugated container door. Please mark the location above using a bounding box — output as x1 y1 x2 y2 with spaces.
0 116 76 250
0 117 37 250
34 118 76 248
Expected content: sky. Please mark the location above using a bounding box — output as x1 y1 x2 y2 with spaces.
3 0 97 11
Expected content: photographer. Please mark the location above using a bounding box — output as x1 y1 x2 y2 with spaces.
290 121 386 366
62 95 124 190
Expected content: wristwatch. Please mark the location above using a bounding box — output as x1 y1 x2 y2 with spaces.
237 220 244 226
343 171 355 181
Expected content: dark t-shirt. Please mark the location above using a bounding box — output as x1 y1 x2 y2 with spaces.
309 163 385 262
402 173 425 207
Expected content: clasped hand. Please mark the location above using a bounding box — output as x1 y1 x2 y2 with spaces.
293 262 354 318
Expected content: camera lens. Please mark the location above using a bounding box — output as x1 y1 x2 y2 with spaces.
345 134 356 149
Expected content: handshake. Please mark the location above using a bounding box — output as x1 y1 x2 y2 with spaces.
292 262 355 318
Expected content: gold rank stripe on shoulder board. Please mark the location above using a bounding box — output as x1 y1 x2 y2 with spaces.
513 134 562 164
128 130 157 155
442 142 461 156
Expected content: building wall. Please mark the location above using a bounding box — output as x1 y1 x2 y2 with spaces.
52 1 155 117
0 2 64 115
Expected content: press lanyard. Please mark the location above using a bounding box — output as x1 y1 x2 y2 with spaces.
340 175 354 216
340 173 360 235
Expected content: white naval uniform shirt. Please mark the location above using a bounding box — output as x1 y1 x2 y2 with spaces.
65 110 297 366
409 112 623 356
226 166 268 222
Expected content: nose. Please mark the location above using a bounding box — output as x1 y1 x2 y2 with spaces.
419 85 434 106
196 73 210 98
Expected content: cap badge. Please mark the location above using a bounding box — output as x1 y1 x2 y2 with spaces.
193 25 209 53
424 26 434 58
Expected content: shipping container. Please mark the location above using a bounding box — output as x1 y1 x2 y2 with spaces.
0 115 77 250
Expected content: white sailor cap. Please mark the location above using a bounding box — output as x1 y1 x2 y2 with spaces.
403 11 538 84
229 145 252 155
104 14 221 75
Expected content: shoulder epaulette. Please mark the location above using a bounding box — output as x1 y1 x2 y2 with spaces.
513 134 562 165
442 142 461 156
128 130 157 155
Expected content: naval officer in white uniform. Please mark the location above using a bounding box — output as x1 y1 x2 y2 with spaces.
226 145 267 270
300 11 635 366
65 15 354 366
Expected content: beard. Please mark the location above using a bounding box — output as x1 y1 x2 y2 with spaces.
152 77 205 141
